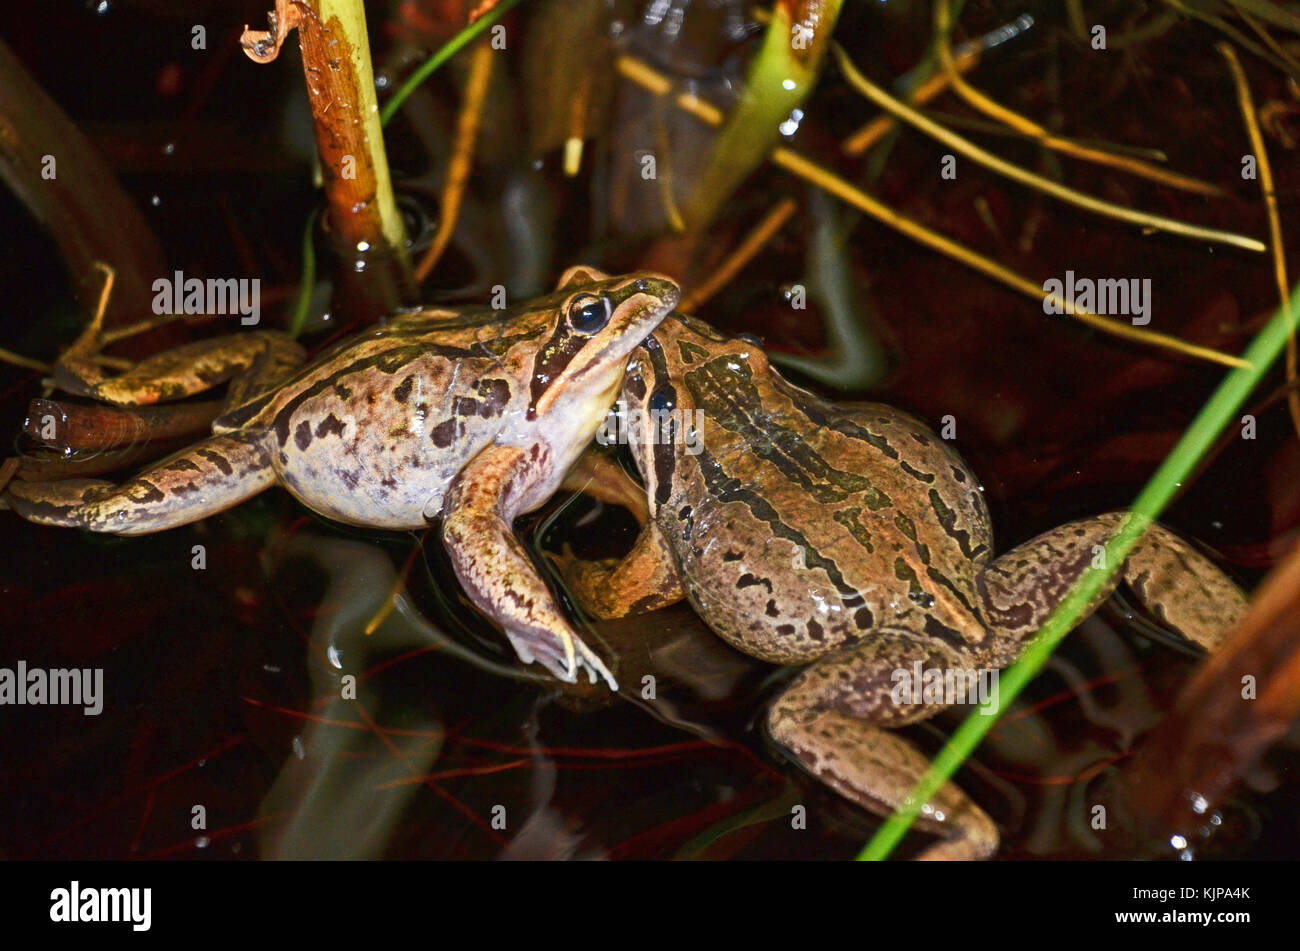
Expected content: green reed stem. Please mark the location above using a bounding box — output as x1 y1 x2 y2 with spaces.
289 206 320 338
379 0 525 128
294 3 522 331
859 279 1300 861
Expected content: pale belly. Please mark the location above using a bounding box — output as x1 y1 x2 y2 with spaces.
268 407 499 530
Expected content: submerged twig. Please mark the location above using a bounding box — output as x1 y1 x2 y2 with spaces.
1160 0 1300 83
843 46 979 157
681 198 799 312
0 38 167 325
415 38 494 282
1236 6 1300 77
0 348 50 374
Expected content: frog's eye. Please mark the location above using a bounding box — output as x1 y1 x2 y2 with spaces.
648 384 676 414
735 332 764 348
568 293 612 335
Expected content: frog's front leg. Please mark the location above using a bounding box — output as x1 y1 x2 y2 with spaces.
556 520 686 618
767 637 999 860
442 444 618 690
559 448 650 525
551 449 684 617
977 513 1247 664
7 432 275 534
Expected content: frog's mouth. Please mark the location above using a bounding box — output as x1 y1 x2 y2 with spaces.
527 274 679 420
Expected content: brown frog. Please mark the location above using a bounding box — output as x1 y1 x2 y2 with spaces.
558 304 1247 859
8 267 681 690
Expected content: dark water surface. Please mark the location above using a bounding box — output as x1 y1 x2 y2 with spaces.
1 0 1297 860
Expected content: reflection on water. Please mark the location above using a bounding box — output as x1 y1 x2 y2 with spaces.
259 534 446 860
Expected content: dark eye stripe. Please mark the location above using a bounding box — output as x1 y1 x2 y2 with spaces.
644 342 676 508
527 330 586 419
526 292 615 418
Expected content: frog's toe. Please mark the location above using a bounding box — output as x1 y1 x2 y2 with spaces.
509 636 537 667
504 628 618 692
505 629 578 683
574 641 619 692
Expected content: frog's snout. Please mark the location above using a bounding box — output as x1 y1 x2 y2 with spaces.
614 273 680 315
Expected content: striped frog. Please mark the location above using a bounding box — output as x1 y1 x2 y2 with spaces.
559 306 1247 859
8 267 680 689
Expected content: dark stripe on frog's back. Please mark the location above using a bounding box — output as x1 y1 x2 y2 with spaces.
648 343 865 602
828 402 993 562
658 334 991 641
681 440 867 606
640 337 677 510
682 356 889 506
213 298 558 432
216 322 546 440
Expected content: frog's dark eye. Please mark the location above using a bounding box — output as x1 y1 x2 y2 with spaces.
568 293 612 335
736 332 764 348
648 385 676 414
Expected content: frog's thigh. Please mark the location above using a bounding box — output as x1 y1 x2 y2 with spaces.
980 512 1245 655
56 332 304 407
7 432 275 534
767 638 998 860
442 444 618 690
557 521 685 618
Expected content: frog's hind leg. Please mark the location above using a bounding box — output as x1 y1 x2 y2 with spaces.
7 432 275 535
56 331 304 408
978 513 1247 660
554 521 686 618
767 637 1000 860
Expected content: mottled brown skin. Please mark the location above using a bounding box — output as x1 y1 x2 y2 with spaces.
8 268 681 689
562 312 1248 859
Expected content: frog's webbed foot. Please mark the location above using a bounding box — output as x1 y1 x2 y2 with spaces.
978 512 1247 660
442 445 619 691
767 637 999 860
7 432 275 534
504 627 617 690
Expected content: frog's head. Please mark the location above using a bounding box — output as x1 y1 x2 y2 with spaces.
625 310 772 415
526 266 680 421
617 311 779 490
